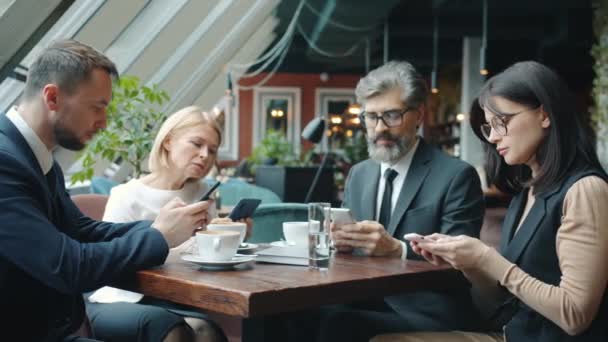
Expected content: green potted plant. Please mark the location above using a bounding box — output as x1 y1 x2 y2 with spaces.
249 130 337 203
247 129 299 174
70 76 170 184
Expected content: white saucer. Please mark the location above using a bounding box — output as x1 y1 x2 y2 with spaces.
238 243 259 252
181 254 256 270
270 241 295 247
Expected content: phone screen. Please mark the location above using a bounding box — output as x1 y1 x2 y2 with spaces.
229 198 262 220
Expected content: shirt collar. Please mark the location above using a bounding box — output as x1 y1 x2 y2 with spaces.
6 106 54 174
380 138 420 177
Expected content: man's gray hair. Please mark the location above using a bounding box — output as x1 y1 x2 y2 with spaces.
355 61 428 108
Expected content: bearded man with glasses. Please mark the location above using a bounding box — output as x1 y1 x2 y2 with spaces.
312 61 486 342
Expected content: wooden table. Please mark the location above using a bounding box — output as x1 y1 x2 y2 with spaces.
123 251 466 341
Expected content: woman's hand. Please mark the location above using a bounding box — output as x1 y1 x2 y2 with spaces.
409 234 449 266
410 240 449 266
417 234 490 270
240 217 253 240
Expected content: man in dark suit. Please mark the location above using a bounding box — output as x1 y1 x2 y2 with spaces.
0 40 211 341
319 61 485 341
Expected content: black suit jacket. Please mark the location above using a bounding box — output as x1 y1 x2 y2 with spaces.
0 114 169 341
499 167 608 341
343 139 484 330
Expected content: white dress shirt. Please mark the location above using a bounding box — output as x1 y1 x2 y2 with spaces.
6 107 53 174
375 138 420 259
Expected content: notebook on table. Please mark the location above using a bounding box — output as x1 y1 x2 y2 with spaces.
256 246 309 266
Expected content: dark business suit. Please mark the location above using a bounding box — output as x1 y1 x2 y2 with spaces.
0 114 169 341
317 138 484 341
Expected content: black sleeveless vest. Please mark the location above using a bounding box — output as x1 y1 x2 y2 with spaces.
499 168 608 341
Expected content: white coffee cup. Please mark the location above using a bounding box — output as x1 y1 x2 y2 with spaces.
196 230 240 261
282 221 309 246
207 222 247 245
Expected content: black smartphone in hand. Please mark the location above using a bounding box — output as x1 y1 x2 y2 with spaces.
200 181 221 201
228 198 262 221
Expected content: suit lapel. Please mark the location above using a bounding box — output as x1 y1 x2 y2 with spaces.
501 181 565 263
499 191 527 253
0 114 56 210
0 114 44 175
387 140 431 236
502 198 547 263
360 162 380 221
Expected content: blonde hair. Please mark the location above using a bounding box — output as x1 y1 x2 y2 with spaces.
148 106 223 173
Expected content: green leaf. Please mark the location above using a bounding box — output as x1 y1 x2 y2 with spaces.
75 74 171 181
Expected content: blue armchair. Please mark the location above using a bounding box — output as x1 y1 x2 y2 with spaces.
90 176 119 195
248 203 308 243
207 178 282 206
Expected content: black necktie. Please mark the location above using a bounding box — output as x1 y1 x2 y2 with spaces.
379 168 398 228
45 167 57 194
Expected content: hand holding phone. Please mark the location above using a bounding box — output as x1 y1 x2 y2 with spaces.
403 233 427 243
329 208 356 225
200 181 221 201
229 198 262 221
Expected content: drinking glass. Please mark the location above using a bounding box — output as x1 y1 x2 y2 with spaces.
308 202 331 270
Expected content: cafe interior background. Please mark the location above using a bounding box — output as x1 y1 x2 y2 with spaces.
0 0 605 213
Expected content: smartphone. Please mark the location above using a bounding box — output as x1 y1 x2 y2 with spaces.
200 181 221 201
326 207 356 225
228 198 262 220
403 233 426 243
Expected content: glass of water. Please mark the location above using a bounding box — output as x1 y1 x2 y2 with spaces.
308 202 331 270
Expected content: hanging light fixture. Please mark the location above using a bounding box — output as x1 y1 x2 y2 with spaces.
224 70 234 110
364 38 371 73
480 0 489 76
383 18 389 64
431 14 439 94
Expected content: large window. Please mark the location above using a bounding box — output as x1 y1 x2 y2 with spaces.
315 88 361 152
253 86 301 153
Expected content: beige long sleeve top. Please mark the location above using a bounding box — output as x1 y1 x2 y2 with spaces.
466 175 608 336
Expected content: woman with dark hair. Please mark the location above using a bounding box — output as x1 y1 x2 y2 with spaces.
371 61 608 341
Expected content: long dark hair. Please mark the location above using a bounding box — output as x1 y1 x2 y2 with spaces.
469 61 605 195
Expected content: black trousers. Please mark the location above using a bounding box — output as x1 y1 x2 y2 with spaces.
267 298 475 342
86 301 185 342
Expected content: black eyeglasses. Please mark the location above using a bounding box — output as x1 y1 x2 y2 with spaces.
480 106 540 140
359 107 417 128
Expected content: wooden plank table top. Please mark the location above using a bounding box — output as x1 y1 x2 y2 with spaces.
126 250 467 318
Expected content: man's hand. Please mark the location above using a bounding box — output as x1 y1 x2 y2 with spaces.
332 220 402 257
330 222 353 253
152 198 211 248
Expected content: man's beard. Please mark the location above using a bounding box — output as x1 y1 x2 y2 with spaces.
367 132 413 163
54 121 85 151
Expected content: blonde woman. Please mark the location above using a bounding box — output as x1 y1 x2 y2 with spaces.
87 106 237 342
